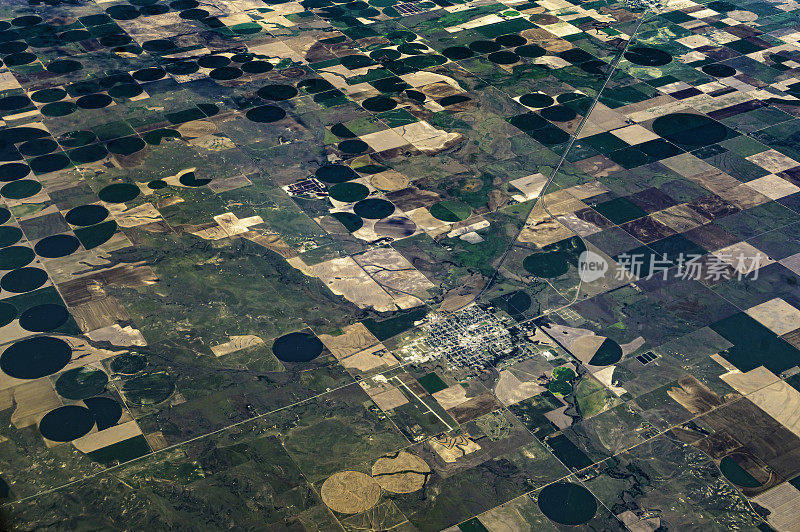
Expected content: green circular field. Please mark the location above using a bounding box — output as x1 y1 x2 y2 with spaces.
429 200 471 222
537 482 597 525
547 380 571 395
122 373 175 405
110 353 147 374
329 182 369 203
55 367 108 399
552 366 575 381
523 251 570 278
354 198 394 219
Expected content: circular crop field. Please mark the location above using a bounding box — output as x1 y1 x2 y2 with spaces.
1 336 71 379
429 200 471 222
338 139 368 154
64 205 108 227
0 302 17 327
442 46 473 60
1 266 48 292
76 94 112 109
624 46 672 66
321 471 381 514
354 198 394 219
98 183 139 203
374 216 416 239
588 338 622 366
272 331 324 362
19 303 69 332
328 182 369 202
55 367 108 399
702 63 736 78
28 153 70 174
316 165 356 183
241 60 273 73
0 163 30 182
0 226 22 247
487 51 519 64
257 84 297 101
547 380 571 395
39 405 94 442
651 112 728 147
0 245 35 270
110 353 147 374
552 366 575 381
34 234 80 258
509 112 547 131
372 452 430 493
368 171 408 191
107 136 145 156
122 372 175 405
496 34 526 47
505 290 531 316
538 482 597 525
245 105 286 123
469 40 501 54
31 88 66 103
2 179 42 199
520 93 554 108
19 138 57 157
361 96 396 112
523 251 570 278
85 396 122 430
540 105 577 122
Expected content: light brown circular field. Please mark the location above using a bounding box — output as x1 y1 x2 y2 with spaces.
368 170 409 192
320 471 381 514
729 10 758 21
177 120 216 138
371 452 430 493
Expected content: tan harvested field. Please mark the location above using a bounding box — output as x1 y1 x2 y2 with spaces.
70 297 131 333
719 365 780 396
566 334 606 366
145 431 169 451
752 483 800 532
429 434 481 463
369 386 409 411
748 381 800 439
113 203 163 228
244 232 297 259
478 496 542 532
356 248 435 297
746 298 800 336
494 370 544 406
318 323 379 360
176 120 217 138
667 376 725 415
210 335 264 357
73 421 143 453
432 386 468 410
340 345 399 373
320 471 381 514
371 452 430 493
86 324 147 347
8 379 61 429
58 264 158 307
309 257 397 312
